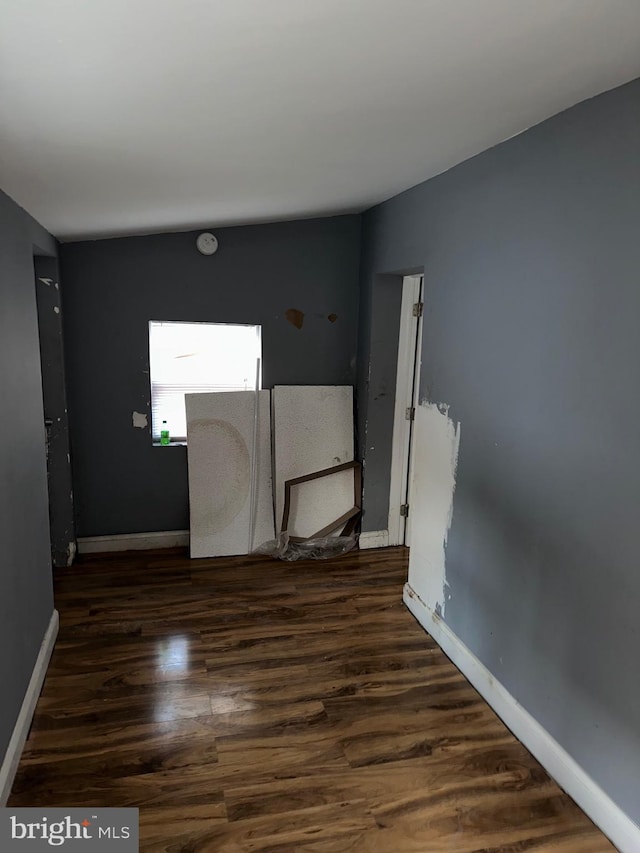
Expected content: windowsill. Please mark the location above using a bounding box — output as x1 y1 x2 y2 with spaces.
152 441 188 447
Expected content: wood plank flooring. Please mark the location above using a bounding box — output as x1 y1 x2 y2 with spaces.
10 547 614 852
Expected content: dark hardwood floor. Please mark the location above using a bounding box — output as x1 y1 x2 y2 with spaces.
10 547 614 852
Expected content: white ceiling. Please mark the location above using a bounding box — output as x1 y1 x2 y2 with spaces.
1 1 640 241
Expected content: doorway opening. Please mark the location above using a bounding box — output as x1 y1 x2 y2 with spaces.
388 274 424 546
34 255 76 567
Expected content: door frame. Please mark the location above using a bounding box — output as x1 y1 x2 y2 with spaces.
404 280 425 547
387 274 423 546
34 255 76 567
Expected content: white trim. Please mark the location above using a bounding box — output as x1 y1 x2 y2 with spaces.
403 583 640 853
0 610 59 806
77 530 189 554
359 530 389 550
388 275 423 546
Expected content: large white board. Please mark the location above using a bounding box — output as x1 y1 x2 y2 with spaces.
186 391 274 557
272 386 354 538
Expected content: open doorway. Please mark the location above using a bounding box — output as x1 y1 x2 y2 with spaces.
34 255 76 567
388 274 424 546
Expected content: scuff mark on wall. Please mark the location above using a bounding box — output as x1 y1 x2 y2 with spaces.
66 541 76 567
132 411 148 429
407 400 461 617
285 308 305 329
54 306 60 314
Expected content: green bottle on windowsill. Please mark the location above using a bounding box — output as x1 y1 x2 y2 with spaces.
160 420 170 445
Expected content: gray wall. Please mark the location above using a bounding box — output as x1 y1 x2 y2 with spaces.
0 190 56 763
60 214 361 537
359 77 640 823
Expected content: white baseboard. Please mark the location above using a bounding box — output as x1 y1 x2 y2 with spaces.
0 609 59 805
359 529 390 550
77 529 190 554
403 583 639 853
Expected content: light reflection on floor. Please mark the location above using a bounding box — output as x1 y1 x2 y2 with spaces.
156 635 190 672
209 692 256 714
152 634 256 721
153 636 191 723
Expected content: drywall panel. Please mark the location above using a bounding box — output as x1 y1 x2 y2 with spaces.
186 391 274 557
272 386 354 538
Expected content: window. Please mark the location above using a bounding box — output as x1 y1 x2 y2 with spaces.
148 321 262 442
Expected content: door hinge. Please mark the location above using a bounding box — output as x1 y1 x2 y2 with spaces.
405 406 415 421
400 504 410 517
413 302 424 318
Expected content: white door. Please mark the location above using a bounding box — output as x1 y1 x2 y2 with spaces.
388 274 424 545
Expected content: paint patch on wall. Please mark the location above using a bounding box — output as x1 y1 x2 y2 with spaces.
285 308 304 329
407 401 461 617
132 411 148 429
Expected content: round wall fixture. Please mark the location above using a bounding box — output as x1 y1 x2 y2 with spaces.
196 232 218 255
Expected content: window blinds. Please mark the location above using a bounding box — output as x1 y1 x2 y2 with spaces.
148 321 261 441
